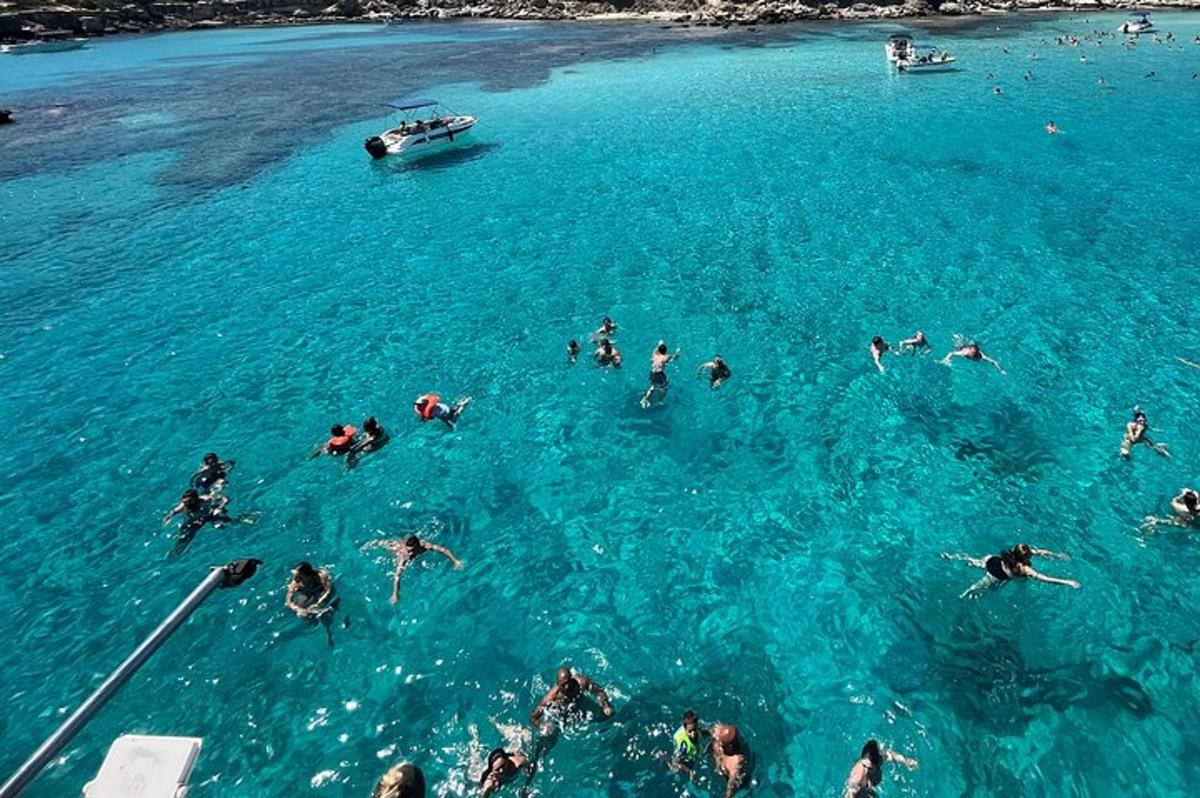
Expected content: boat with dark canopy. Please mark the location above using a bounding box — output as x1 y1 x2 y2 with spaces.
363 97 476 159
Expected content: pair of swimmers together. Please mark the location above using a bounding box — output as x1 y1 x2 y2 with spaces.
316 416 388 458
161 452 254 554
667 711 751 798
869 332 1004 375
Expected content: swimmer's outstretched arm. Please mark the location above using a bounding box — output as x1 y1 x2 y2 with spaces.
938 351 960 365
941 552 987 567
316 570 334 606
883 747 918 769
389 563 405 605
1029 547 1069 560
981 354 1006 374
582 678 614 715
530 687 557 724
424 542 464 569
696 362 715 377
1025 568 1080 589
162 502 185 524
959 576 995 600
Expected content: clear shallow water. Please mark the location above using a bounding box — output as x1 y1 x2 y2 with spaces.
2 13 1200 798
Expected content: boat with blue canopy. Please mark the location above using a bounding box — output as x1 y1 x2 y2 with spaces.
364 97 476 159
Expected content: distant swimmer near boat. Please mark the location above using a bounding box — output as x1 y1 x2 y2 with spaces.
844 739 918 798
1046 121 1059 135
869 336 891 373
943 543 1080 599
1120 406 1171 458
697 354 732 388
413 393 470 430
939 340 1005 374
371 762 426 798
530 666 614 734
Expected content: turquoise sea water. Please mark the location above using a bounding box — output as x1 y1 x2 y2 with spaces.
3 14 1200 797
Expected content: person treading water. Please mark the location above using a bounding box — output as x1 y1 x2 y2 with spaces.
567 339 581 363
161 488 248 555
1120 406 1171 459
413 394 471 430
594 338 622 368
365 534 463 604
314 423 357 457
641 340 681 408
697 355 732 388
190 452 233 492
711 724 749 798
869 336 890 373
897 331 929 354
943 542 1080 599
668 710 710 781
843 739 918 798
530 666 614 734
284 561 335 619
590 316 617 342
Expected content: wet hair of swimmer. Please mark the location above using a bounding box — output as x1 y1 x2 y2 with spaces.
364 417 381 435
683 710 699 726
872 336 885 348
331 424 345 436
861 739 882 767
1185 491 1199 511
203 452 219 466
181 489 200 506
601 339 613 353
657 343 669 355
295 561 317 577
404 534 421 549
568 340 580 352
1012 543 1034 563
373 762 426 798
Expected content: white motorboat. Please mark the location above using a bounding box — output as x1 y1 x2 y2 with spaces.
1 30 86 55
885 33 957 71
364 97 476 159
1119 12 1153 35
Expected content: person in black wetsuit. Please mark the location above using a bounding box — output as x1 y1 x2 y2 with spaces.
190 452 233 492
944 543 1080 598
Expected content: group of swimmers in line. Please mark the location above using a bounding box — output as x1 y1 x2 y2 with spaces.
370 684 917 798
867 331 1004 374
565 316 733 408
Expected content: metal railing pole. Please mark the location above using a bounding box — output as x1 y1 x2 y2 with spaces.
0 559 258 798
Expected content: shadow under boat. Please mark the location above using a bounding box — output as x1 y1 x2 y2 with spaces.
385 141 500 172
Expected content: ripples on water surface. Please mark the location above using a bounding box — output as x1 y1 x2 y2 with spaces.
2 13 1200 798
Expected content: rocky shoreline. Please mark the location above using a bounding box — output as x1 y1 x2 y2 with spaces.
2 0 1198 44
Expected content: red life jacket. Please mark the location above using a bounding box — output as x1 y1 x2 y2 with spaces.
414 394 440 421
326 425 357 452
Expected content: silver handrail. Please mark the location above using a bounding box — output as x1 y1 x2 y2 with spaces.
0 558 261 798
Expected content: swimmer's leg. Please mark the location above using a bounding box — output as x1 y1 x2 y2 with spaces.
959 576 996 600
941 552 986 568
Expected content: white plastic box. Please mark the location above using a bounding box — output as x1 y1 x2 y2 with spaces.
82 735 203 798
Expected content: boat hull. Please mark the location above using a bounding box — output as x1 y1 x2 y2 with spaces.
2 39 86 55
365 116 476 159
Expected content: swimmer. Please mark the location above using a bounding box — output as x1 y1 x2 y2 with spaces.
697 354 732 388
1046 121 1059 135
530 666 614 733
943 543 1079 599
986 71 994 80
590 316 617 342
161 488 235 554
844 739 918 798
567 339 581 363
869 337 890 373
897 331 930 354
1120 406 1171 458
939 341 1005 374
640 340 681 408
362 416 390 450
365 534 462 605
284 561 334 619
594 337 622 368
371 762 426 798
993 86 1003 95
668 710 710 781
413 394 471 430
711 724 749 798
314 423 358 457
478 748 531 797
1145 70 1157 79
190 451 233 493
1170 488 1200 523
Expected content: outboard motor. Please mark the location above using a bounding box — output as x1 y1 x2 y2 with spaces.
364 136 388 159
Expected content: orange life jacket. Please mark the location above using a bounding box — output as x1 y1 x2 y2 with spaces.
327 425 358 451
414 394 440 421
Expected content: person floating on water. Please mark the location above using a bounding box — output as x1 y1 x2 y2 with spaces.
347 417 388 466
478 748 530 798
897 331 929 354
190 452 233 492
371 762 426 798
843 739 918 798
594 338 622 368
711 724 749 798
943 543 1080 599
869 336 890 373
940 339 1005 374
668 710 710 781
697 355 732 388
1046 121 1059 135
364 534 462 605
413 394 471 430
590 316 617 342
1120 406 1171 459
567 340 581 363
284 561 335 619
530 666 614 734
641 340 681 408
314 423 357 457
1172 488 1200 523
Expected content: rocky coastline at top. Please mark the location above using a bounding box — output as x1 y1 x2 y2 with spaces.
2 0 1198 44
